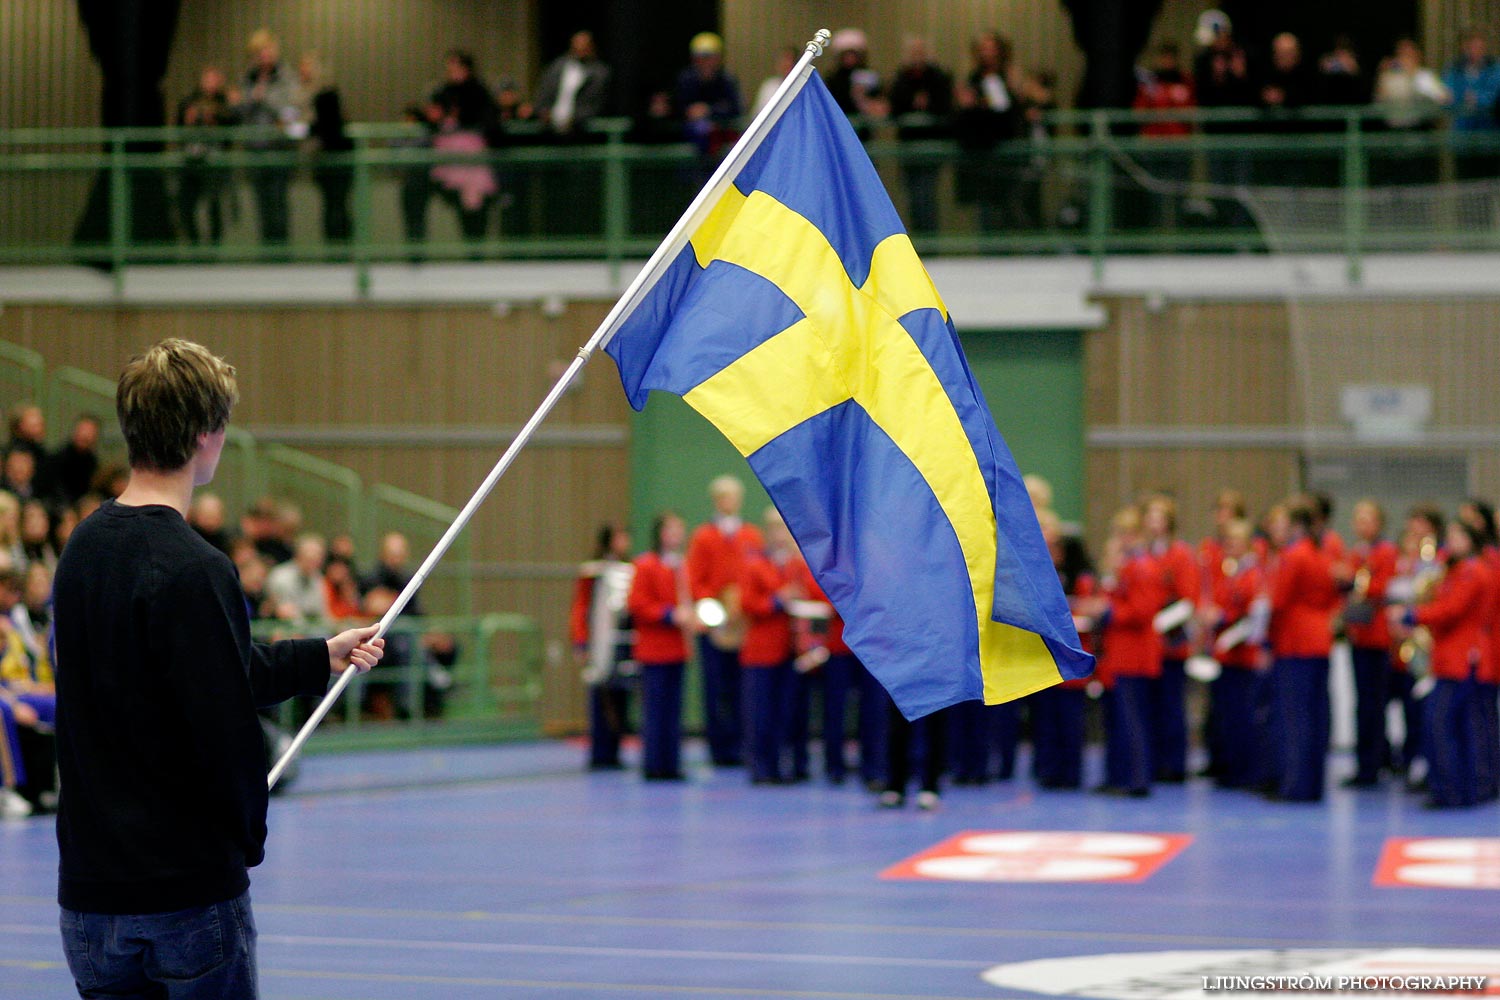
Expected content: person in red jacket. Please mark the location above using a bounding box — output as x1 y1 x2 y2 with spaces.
1144 494 1198 783
1338 500 1399 787
1095 506 1165 797
685 475 765 768
569 522 635 771
1458 497 1500 803
1199 518 1266 789
737 508 800 784
1268 500 1340 801
627 512 698 781
1391 520 1492 809
785 554 864 785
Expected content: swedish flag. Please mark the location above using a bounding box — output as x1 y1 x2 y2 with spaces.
605 72 1092 718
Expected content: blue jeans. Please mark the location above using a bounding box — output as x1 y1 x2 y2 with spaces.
60 890 257 999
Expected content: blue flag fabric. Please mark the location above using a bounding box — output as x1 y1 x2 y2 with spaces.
604 72 1093 718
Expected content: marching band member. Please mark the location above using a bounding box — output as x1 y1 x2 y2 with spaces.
685 475 764 768
1094 505 1165 798
737 508 801 784
569 523 635 771
1389 504 1445 783
1199 518 1265 789
1199 489 1248 597
1144 494 1198 783
786 554 860 785
1309 492 1346 562
627 512 698 781
1389 519 1492 809
1339 500 1399 787
1032 509 1095 790
1458 498 1500 803
1267 500 1340 802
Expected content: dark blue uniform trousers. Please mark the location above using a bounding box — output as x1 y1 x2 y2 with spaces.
697 635 743 766
640 662 684 779
1273 656 1330 801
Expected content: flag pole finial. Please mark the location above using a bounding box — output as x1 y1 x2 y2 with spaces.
807 29 831 57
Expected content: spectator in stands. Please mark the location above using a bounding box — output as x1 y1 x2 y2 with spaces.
427 49 502 244
74 492 104 523
1374 38 1449 185
0 493 24 568
242 496 296 565
300 52 354 246
238 553 276 621
189 491 234 554
1132 42 1197 226
50 414 100 509
324 554 361 620
675 32 743 155
0 565 55 814
239 28 303 249
887 36 953 234
21 562 51 640
1376 38 1449 129
1193 10 1255 227
825 28 886 139
1318 36 1369 107
1444 29 1500 195
176 66 239 245
7 404 47 472
19 502 56 572
1 448 38 501
364 530 421 613
751 46 799 117
954 32 1025 231
52 505 78 552
535 30 612 137
1260 33 1318 118
267 533 332 622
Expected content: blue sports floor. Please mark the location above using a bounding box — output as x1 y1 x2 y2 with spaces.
2 740 1497 999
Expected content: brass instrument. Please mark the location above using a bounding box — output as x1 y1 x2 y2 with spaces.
582 559 636 686
706 582 747 652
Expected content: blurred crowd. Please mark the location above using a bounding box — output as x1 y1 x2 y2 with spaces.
0 401 453 819
154 15 1500 249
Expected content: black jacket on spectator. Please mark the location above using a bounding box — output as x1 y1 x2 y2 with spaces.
51 442 98 508
53 501 330 914
888 63 954 139
431 77 501 144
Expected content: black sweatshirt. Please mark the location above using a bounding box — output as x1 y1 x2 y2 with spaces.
52 500 331 914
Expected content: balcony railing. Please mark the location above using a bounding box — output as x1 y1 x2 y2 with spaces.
3 106 1497 287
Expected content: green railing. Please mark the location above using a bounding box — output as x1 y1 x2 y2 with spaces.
252 613 543 752
4 106 1499 285
0 341 45 407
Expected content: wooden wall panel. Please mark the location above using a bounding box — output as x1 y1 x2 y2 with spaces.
1084 294 1500 555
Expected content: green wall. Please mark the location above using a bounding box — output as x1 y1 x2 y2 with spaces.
627 328 1086 541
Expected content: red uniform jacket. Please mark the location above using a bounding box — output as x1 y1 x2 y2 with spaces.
569 573 594 648
1344 539 1398 652
1485 547 1500 684
1133 73 1196 138
1269 537 1339 658
1415 557 1493 681
627 552 687 665
787 558 850 656
1100 552 1167 680
739 552 794 667
686 520 765 602
1153 538 1200 660
1210 558 1264 670
1200 536 1226 596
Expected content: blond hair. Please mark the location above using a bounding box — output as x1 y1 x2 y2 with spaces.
117 339 239 472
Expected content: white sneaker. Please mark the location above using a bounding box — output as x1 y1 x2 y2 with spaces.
878 790 904 809
1 788 32 819
916 790 940 811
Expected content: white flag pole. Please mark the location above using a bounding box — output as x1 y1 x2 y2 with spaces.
269 28 831 790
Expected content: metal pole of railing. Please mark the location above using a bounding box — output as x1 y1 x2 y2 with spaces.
1342 111 1365 286
1087 111 1111 283
352 138 373 298
602 123 628 288
107 136 129 296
